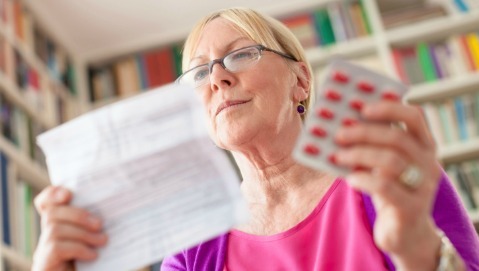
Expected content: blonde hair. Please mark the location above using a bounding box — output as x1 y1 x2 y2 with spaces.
182 7 314 114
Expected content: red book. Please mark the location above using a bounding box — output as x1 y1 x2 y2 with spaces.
144 51 162 87
391 48 409 84
157 48 176 86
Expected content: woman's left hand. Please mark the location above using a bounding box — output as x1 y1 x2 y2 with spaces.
334 100 442 270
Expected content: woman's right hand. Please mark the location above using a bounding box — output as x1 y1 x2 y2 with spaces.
32 186 108 271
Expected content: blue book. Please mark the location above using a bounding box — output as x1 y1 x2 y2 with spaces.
453 97 468 141
1 152 10 245
454 0 469 12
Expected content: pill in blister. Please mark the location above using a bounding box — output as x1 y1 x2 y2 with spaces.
303 144 320 155
310 126 328 138
349 100 364 111
357 81 375 93
332 71 349 83
325 89 342 101
317 108 334 120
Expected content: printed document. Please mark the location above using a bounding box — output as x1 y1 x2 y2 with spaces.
37 84 249 271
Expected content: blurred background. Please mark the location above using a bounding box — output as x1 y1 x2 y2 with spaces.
1 0 479 270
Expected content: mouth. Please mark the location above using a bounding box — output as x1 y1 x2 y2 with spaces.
215 99 251 116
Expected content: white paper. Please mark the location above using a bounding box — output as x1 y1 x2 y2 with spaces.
37 83 249 271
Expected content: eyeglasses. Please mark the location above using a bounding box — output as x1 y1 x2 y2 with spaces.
176 44 298 88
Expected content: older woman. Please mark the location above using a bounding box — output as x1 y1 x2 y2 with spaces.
33 7 478 271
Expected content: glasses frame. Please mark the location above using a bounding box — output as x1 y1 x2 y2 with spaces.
176 44 298 88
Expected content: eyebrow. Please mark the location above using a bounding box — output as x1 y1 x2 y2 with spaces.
189 37 252 65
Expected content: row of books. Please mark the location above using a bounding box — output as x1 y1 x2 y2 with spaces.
0 151 41 262
446 158 479 211
392 32 479 85
88 45 182 102
422 91 479 146
380 2 447 29
0 37 75 125
0 92 46 165
0 0 77 95
280 0 371 49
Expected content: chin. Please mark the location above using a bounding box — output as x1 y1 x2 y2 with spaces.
214 126 254 150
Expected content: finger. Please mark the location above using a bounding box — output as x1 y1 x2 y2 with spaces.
35 186 73 214
47 240 98 262
335 122 428 163
42 205 103 232
361 101 434 148
44 223 108 247
345 171 410 206
335 145 409 178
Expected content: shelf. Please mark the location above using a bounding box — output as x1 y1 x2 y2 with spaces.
470 210 479 224
387 10 479 46
0 73 55 129
0 244 32 271
306 37 376 67
0 135 50 190
0 22 75 102
438 138 479 163
406 72 479 103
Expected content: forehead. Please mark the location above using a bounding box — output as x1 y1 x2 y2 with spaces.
193 18 252 58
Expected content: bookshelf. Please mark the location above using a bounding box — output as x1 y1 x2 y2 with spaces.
0 0 81 270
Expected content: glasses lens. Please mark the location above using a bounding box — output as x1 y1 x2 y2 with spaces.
181 65 209 88
224 47 261 72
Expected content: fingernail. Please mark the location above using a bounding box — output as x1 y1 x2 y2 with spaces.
87 216 102 228
54 188 68 201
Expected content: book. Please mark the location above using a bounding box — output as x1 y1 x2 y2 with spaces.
381 4 446 29
313 9 336 45
422 102 445 145
417 42 437 82
465 33 479 70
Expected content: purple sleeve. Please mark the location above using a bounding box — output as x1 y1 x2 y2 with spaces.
160 234 228 271
161 253 187 271
362 170 479 271
433 170 479 271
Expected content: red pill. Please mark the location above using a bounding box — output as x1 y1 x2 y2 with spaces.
316 108 335 120
332 71 349 83
303 144 320 156
328 154 337 165
310 126 328 138
382 91 400 101
342 118 358 126
349 100 364 111
325 89 342 101
357 81 375 93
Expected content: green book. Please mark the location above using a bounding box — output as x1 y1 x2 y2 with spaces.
416 42 437 82
24 184 33 257
66 61 77 95
173 44 183 77
358 0 372 34
313 9 336 46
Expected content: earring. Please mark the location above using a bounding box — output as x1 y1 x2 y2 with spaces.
297 103 306 115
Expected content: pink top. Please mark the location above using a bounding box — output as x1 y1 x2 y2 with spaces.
224 180 389 271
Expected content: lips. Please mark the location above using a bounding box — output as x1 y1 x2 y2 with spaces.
215 100 251 116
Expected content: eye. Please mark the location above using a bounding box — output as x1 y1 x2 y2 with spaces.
193 67 209 82
231 50 254 60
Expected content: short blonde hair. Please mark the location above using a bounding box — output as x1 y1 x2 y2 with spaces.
182 7 313 114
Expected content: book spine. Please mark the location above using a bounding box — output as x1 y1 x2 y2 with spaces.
417 42 437 82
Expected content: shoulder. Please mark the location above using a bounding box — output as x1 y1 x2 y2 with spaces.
161 233 229 271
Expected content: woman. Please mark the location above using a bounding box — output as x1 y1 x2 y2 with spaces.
33 8 478 271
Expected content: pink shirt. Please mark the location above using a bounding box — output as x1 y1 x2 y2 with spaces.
225 180 389 271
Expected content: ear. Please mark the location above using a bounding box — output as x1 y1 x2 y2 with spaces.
292 62 311 103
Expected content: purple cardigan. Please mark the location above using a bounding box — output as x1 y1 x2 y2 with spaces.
162 171 479 271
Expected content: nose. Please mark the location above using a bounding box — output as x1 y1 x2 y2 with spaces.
209 60 233 91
